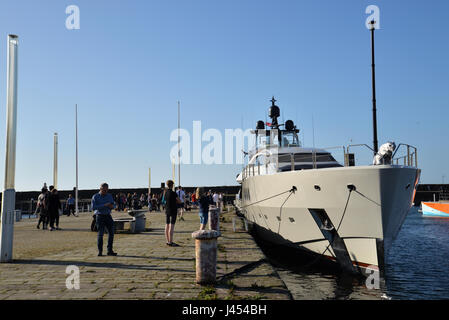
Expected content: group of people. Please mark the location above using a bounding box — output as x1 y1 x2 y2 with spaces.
114 192 147 211
163 184 224 246
35 185 64 231
33 180 226 256
91 181 225 255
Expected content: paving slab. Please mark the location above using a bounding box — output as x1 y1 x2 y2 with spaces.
0 206 291 300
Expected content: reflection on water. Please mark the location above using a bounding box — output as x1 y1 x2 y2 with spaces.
252 206 449 300
385 206 449 300
253 234 385 300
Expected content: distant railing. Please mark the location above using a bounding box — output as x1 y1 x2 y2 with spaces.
14 199 93 218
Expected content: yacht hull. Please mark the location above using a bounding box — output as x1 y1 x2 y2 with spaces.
240 165 420 272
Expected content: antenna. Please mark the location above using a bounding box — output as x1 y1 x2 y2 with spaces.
282 107 284 126
312 115 316 169
241 115 244 168
295 106 302 146
75 104 79 216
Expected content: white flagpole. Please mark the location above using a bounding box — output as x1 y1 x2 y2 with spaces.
148 168 151 195
75 104 79 215
178 101 180 188
0 35 19 262
53 133 58 189
172 157 176 190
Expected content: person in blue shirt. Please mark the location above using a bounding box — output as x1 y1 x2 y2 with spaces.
91 183 117 256
66 194 76 216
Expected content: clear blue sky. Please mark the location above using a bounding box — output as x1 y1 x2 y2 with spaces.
0 0 448 191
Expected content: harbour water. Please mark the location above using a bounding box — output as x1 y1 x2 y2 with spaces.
253 206 449 300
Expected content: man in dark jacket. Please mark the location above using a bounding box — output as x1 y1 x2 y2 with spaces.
164 180 181 246
48 185 62 231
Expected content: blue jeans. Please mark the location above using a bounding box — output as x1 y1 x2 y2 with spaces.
96 214 114 253
199 210 208 225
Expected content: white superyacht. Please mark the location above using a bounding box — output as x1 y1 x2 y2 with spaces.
235 98 420 274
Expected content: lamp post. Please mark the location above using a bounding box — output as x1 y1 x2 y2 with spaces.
0 35 19 262
369 20 379 155
178 101 180 189
75 104 79 215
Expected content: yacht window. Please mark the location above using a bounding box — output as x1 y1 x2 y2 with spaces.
256 154 266 165
281 132 299 147
278 153 337 163
257 134 270 148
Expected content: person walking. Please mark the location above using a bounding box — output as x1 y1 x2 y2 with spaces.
212 191 219 207
127 193 132 211
91 183 117 256
48 186 62 231
218 192 224 210
66 194 76 216
115 193 121 212
120 193 126 211
140 193 145 208
176 186 186 221
148 194 153 211
207 190 213 204
151 194 158 212
132 192 139 210
191 192 196 208
36 187 49 229
164 180 181 246
197 187 212 230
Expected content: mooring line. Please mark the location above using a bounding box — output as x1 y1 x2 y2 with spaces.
353 189 381 207
277 190 296 234
240 186 297 210
217 258 267 283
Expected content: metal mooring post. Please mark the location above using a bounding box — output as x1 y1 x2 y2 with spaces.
191 230 221 285
208 205 220 232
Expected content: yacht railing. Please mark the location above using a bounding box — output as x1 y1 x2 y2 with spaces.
241 143 418 180
391 143 418 167
346 144 375 154
346 143 418 167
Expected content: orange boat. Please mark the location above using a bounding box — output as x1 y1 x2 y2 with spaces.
421 193 449 217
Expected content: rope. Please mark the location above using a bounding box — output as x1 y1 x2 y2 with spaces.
240 186 297 210
277 190 296 234
217 258 267 283
353 189 381 207
239 185 355 272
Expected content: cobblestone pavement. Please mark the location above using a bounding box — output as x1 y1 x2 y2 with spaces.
0 207 292 300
